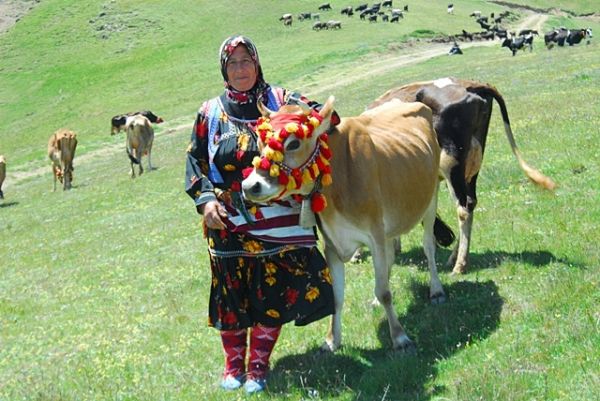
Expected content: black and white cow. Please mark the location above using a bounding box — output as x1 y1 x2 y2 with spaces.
501 34 533 56
367 77 556 274
567 28 592 45
111 110 164 135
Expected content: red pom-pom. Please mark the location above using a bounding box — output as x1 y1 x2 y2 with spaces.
268 138 283 151
230 181 241 192
320 146 332 160
311 192 327 212
259 157 271 170
278 172 289 185
255 208 264 219
242 167 254 179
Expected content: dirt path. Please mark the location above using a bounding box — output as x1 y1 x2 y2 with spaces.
2 12 548 189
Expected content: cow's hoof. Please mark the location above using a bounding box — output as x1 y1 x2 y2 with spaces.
393 338 416 355
319 341 339 353
430 292 447 305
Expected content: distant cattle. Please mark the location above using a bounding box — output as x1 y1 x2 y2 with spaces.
0 155 5 199
368 77 556 274
382 0 393 7
518 29 538 36
355 3 368 12
326 20 342 29
502 34 534 56
389 15 401 23
48 129 78 191
279 13 292 21
318 3 332 11
447 4 454 14
298 12 312 20
118 114 155 178
470 11 481 18
340 6 353 15
567 28 592 45
111 110 164 135
312 21 327 30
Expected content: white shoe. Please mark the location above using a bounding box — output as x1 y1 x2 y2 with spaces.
220 375 243 390
244 378 266 394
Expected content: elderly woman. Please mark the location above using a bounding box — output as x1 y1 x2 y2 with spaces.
185 35 338 394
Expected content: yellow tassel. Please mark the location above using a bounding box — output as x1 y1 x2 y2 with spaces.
265 148 276 160
273 150 284 162
270 164 280 177
311 163 319 177
320 155 330 166
285 123 298 133
302 169 312 185
252 156 261 168
287 176 297 191
309 117 320 128
321 173 332 186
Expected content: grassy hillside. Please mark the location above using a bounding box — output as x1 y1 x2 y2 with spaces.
1 1 599 400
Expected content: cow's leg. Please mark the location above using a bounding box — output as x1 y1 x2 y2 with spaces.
322 246 346 352
444 165 467 271
422 187 445 303
147 143 154 171
371 237 414 352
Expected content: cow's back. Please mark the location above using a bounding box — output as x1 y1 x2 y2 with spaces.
324 100 439 238
126 115 154 150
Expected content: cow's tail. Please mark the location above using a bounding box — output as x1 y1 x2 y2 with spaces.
126 145 140 165
434 214 455 247
470 83 557 191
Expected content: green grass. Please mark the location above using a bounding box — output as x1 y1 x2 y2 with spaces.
1 1 600 400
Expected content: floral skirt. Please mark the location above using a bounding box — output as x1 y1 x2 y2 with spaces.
206 229 335 330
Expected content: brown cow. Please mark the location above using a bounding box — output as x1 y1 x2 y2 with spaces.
48 129 78 191
0 155 6 199
242 97 444 352
369 77 556 274
120 114 154 177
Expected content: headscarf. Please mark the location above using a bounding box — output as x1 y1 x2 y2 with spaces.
219 35 268 104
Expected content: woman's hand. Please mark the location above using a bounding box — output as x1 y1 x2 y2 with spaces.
202 200 228 230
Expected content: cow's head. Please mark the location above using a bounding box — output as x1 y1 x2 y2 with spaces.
111 115 127 135
242 96 335 207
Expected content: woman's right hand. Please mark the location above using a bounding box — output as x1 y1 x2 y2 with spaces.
202 200 228 230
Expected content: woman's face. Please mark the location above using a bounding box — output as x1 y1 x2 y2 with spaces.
226 45 257 92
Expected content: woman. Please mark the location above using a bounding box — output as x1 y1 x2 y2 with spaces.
185 35 337 394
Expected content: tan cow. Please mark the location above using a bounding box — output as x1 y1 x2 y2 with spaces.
48 129 78 191
0 155 6 199
242 97 443 352
120 114 154 178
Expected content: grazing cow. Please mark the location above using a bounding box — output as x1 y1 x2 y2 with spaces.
48 129 78 191
242 97 444 352
278 13 292 21
111 110 164 135
461 29 474 41
567 28 592 45
340 6 353 15
119 114 154 178
0 155 5 199
382 0 393 7
368 77 556 274
389 15 401 23
470 11 481 18
355 3 368 12
381 14 389 22
447 4 454 14
326 20 342 29
368 14 378 23
403 4 408 11
312 21 327 30
502 34 533 56
318 3 332 11
298 12 312 20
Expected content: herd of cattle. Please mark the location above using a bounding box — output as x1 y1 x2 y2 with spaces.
282 2 594 58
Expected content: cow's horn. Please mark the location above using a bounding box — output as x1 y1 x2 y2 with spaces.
257 100 274 118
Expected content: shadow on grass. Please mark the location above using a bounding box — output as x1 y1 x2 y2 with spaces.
396 246 574 272
0 201 19 208
271 280 503 401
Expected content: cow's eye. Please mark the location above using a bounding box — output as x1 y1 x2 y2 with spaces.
286 139 301 151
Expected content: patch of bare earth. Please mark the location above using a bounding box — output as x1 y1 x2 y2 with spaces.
0 0 40 35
